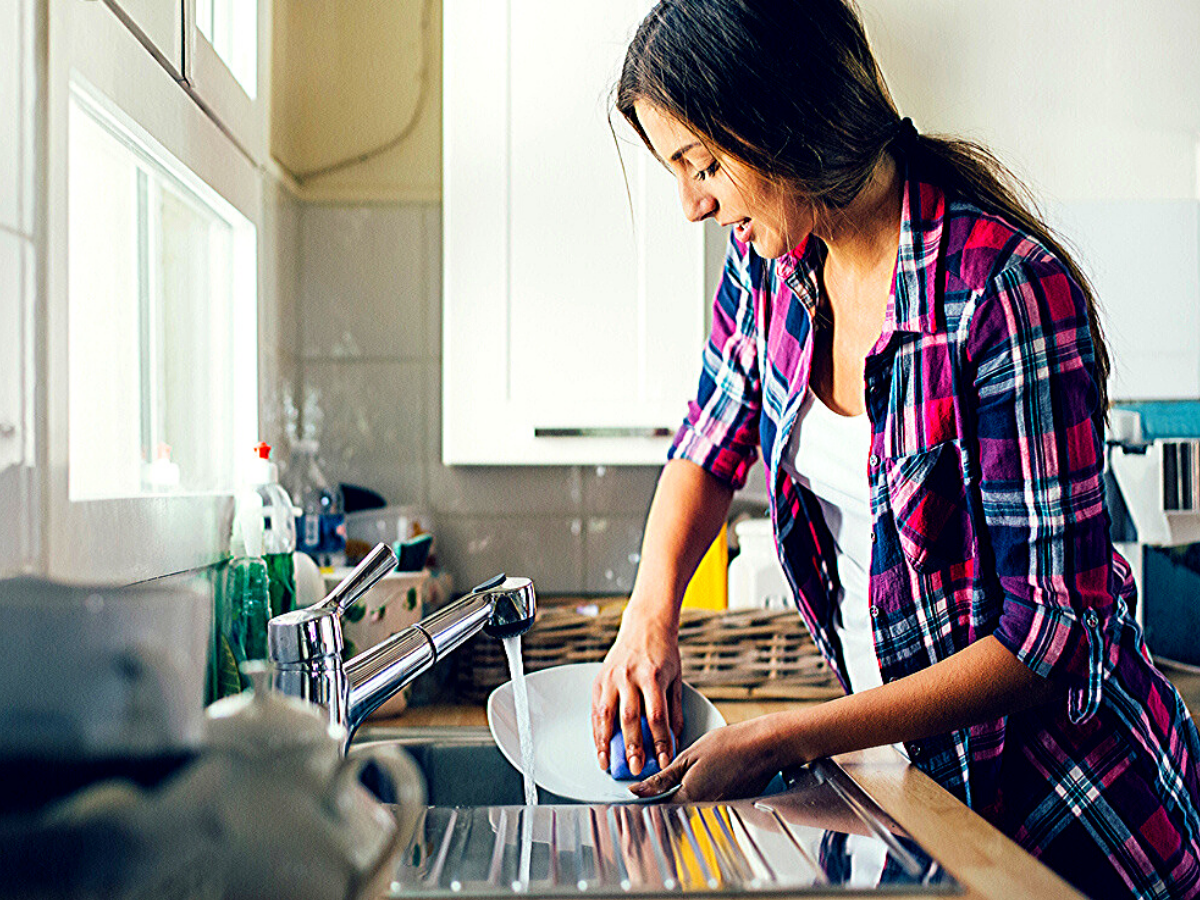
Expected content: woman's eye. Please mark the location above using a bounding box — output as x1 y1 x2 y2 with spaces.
695 161 719 182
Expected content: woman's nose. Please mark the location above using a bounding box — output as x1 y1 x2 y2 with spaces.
678 180 717 223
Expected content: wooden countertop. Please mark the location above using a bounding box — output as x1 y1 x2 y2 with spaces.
381 700 1087 900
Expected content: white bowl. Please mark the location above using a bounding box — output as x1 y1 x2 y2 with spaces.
487 662 726 803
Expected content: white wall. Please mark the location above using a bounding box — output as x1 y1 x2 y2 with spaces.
863 0 1200 399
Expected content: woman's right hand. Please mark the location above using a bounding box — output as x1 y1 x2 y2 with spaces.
591 606 683 777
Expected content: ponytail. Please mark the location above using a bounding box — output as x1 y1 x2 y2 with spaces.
902 131 1110 431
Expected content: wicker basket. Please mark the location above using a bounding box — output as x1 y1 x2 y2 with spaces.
456 602 843 703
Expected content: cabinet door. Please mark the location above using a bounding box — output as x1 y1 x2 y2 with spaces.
444 0 706 465
0 0 35 574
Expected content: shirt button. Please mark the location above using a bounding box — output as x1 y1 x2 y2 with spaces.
870 532 877 543
869 454 881 468
1085 610 1099 628
870 604 880 619
909 744 922 760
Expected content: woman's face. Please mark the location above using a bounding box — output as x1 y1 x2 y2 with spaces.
634 101 814 259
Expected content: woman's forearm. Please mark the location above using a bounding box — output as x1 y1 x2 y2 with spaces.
626 458 735 630
767 635 1061 768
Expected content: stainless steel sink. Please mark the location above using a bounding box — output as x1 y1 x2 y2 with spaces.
353 726 580 806
352 726 960 896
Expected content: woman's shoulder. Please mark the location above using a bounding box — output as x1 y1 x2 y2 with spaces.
940 195 1067 295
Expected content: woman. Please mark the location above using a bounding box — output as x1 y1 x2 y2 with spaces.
590 1 1200 897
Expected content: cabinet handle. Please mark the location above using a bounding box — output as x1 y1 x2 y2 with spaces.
534 427 673 439
0 422 15 439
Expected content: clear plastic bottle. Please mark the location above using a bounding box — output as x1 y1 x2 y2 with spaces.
249 442 298 617
286 439 346 570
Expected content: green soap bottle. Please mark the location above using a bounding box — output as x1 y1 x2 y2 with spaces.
264 552 296 618
215 490 273 698
227 554 271 663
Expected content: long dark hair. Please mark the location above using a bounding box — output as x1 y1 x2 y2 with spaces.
616 0 1110 427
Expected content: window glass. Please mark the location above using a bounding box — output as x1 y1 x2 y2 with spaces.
196 0 258 99
67 82 256 500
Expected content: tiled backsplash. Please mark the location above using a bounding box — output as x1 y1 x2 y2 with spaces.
288 201 725 595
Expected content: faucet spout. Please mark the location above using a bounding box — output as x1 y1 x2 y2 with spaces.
344 576 535 735
268 552 537 750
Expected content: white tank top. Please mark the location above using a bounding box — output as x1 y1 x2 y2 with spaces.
780 392 881 693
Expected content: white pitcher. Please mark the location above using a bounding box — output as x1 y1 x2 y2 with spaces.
202 665 426 900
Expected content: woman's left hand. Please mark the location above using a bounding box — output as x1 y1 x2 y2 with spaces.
629 717 795 803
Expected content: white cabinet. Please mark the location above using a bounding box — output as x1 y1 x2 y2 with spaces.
0 0 36 574
0 231 31 575
443 0 707 465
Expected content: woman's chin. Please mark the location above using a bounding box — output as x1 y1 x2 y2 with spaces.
749 235 787 258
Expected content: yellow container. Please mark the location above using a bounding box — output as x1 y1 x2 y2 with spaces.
681 524 728 610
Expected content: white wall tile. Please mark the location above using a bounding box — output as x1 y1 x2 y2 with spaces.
268 180 303 364
303 360 427 508
436 514 584 595
584 515 644 594
424 203 442 358
581 465 659 516
428 463 586 518
300 205 428 359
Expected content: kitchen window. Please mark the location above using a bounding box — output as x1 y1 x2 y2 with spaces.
196 0 258 101
46 0 264 580
66 81 256 501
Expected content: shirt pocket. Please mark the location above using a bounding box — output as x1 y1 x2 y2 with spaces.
884 440 977 574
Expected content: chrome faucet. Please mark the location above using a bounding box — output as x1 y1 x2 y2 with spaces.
267 544 537 748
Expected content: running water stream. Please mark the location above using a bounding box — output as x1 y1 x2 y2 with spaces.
502 635 539 808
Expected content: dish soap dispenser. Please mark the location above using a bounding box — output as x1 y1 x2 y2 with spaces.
250 442 299 617
215 493 272 697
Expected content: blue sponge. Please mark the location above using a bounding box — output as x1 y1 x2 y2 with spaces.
609 718 677 780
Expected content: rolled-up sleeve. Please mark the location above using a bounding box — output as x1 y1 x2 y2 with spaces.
966 258 1113 723
669 235 762 490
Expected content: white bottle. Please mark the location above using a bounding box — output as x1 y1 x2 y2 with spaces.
728 518 792 610
249 442 298 556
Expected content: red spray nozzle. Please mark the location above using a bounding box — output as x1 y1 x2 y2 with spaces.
255 442 271 460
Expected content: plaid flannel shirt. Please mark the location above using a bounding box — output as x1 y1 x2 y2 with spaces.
669 168 1200 898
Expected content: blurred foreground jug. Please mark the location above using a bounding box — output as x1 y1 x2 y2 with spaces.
203 664 426 900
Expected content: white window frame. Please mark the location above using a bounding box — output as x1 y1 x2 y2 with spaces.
185 0 268 165
45 0 262 582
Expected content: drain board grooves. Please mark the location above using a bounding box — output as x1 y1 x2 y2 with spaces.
389 761 958 896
